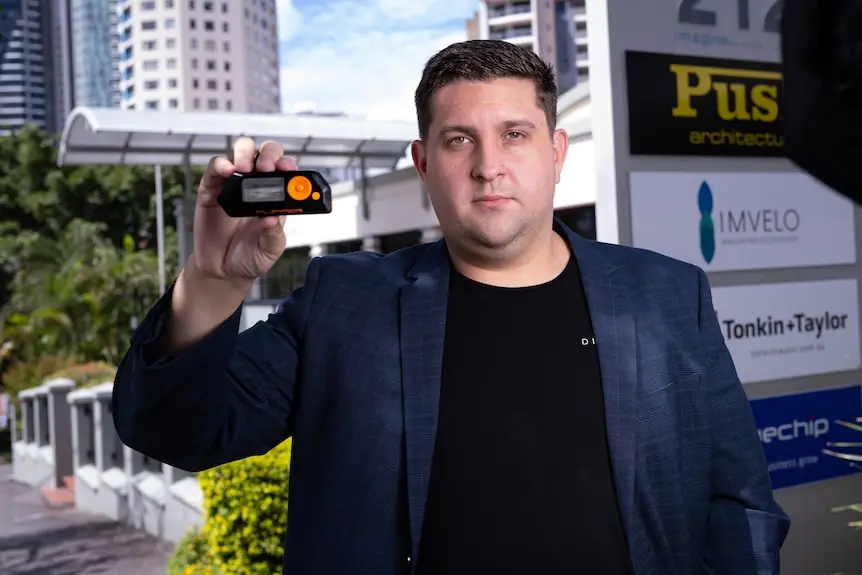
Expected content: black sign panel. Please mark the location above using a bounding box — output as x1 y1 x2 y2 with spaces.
625 51 784 157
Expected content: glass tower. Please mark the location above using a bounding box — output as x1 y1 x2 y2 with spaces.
70 0 120 108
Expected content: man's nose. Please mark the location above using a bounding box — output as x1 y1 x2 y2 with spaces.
470 142 506 183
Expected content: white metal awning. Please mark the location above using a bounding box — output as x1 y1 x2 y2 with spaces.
57 107 417 170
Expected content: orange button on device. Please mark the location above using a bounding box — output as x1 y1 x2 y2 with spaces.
286 175 312 201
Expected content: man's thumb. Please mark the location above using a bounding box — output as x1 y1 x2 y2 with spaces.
258 217 286 257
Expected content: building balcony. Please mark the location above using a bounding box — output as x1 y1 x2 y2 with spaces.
487 11 532 28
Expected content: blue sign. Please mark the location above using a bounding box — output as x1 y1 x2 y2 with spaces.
749 385 862 489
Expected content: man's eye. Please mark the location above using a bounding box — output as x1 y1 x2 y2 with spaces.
506 131 524 139
449 136 470 145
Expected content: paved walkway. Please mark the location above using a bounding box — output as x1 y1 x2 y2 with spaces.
0 464 174 574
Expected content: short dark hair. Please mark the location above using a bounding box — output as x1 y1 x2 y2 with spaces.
414 39 558 140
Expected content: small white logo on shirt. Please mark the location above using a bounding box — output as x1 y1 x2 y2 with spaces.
581 337 596 346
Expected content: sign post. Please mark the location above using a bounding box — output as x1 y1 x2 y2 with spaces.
585 3 862 570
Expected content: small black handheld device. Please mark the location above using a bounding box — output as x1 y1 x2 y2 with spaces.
217 170 332 217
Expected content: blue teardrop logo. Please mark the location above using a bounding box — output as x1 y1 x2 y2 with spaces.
698 181 715 264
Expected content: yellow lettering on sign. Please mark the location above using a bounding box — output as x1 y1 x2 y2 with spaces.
669 64 781 123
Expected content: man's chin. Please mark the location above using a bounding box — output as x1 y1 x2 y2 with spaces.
463 225 523 252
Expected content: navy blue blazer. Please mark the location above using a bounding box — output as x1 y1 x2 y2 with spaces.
112 221 790 575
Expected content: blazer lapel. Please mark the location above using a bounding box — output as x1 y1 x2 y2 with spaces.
399 240 450 564
565 225 639 555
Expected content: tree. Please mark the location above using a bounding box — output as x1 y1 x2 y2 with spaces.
0 124 198 248
0 219 170 365
0 125 199 306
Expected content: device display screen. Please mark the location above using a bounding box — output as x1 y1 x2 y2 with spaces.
241 177 285 203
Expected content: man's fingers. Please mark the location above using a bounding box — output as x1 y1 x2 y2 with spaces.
199 156 235 204
275 156 298 171
231 137 257 173
255 140 285 172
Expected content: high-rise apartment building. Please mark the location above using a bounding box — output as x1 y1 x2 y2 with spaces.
473 0 588 93
0 0 73 135
70 0 122 109
117 0 281 113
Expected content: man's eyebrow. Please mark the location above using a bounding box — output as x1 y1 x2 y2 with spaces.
438 120 538 136
439 124 474 136
501 119 538 131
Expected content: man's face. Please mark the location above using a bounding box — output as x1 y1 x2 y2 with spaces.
412 77 568 254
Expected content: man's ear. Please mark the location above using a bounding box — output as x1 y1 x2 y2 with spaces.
552 129 569 184
411 140 428 182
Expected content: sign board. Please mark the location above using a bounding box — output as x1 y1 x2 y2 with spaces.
608 0 782 62
625 51 783 156
711 279 861 384
750 385 862 489
630 171 856 272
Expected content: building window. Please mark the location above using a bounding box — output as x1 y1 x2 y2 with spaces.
166 38 176 49
142 1 156 9
206 79 217 90
205 39 216 50
225 80 231 91
222 22 228 32
145 100 159 110
165 18 176 29
193 97 200 109
192 78 199 88
143 60 158 70
168 78 178 88
190 18 196 29
144 80 159 90
204 1 213 10
223 41 229 52
206 60 215 70
204 20 214 31
191 38 197 49
191 58 198 68
141 20 157 30
168 98 178 108
143 40 157 50
225 99 232 110
207 99 218 110
166 58 177 68
224 61 230 71
165 0 175 7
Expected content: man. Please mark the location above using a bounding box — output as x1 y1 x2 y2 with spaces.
112 40 790 574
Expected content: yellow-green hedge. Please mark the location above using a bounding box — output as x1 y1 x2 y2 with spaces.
196 439 293 575
166 525 220 575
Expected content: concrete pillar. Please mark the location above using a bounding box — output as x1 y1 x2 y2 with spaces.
421 227 443 243
362 237 380 252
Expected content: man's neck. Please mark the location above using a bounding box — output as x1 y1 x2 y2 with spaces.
448 227 571 288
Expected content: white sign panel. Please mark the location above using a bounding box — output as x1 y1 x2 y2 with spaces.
630 171 856 272
711 280 861 384
613 0 781 62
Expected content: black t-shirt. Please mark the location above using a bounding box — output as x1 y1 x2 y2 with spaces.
415 254 632 574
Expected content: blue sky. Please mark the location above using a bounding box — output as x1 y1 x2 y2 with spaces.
276 0 478 122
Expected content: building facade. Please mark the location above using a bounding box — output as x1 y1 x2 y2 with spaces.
70 0 121 109
117 0 280 113
0 0 72 135
472 0 587 92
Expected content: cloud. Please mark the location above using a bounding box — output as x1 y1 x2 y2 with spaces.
276 0 475 124
275 0 303 42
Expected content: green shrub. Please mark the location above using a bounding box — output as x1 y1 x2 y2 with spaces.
46 361 116 389
2 355 78 398
197 439 292 575
166 525 220 575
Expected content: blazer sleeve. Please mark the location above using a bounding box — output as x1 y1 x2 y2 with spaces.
111 256 323 472
696 269 791 574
